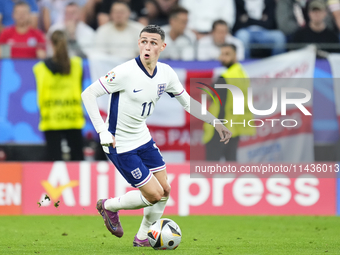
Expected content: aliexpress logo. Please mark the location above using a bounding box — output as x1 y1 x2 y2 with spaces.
39 162 80 207
37 161 112 207
41 180 79 202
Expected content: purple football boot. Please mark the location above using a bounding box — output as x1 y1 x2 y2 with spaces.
133 234 151 247
96 199 124 238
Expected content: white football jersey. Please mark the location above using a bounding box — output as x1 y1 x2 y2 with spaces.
98 56 185 153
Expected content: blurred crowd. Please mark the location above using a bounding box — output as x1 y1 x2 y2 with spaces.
0 0 339 60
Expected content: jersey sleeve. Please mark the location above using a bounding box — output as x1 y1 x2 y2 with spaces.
98 66 126 94
165 66 185 97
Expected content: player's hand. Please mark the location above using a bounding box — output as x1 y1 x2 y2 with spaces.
214 123 232 144
99 130 116 148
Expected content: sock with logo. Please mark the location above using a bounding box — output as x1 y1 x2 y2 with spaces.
136 196 169 240
104 190 152 212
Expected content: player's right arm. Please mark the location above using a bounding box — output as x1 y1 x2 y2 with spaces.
81 79 115 147
81 68 124 147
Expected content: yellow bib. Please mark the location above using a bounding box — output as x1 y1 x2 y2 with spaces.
34 57 85 131
203 63 256 143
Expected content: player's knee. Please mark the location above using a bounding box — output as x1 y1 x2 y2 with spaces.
163 185 171 197
147 193 163 204
143 188 164 204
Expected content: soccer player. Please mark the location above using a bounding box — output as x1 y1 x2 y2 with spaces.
81 25 231 247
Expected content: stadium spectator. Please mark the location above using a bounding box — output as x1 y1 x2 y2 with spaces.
33 30 85 161
39 0 87 33
48 2 95 58
97 0 147 27
203 44 255 161
179 0 235 39
94 1 143 59
0 1 46 59
197 19 245 61
0 0 39 32
233 0 286 58
292 0 340 52
276 0 339 39
159 6 196 60
82 0 103 30
144 0 179 26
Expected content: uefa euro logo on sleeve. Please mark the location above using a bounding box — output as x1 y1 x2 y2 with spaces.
105 71 116 83
131 168 142 179
158 83 166 97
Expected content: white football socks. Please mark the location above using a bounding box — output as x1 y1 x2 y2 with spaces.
104 190 152 212
136 196 169 240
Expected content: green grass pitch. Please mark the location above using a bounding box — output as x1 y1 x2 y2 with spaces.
0 215 339 254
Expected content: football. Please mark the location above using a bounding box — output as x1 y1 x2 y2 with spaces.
147 218 182 250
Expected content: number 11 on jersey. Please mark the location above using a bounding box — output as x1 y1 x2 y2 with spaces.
141 102 152 116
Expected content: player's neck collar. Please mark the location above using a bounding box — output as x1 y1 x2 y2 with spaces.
135 55 157 79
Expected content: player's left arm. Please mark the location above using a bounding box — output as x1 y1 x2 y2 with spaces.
165 66 231 143
166 67 231 143
175 91 231 144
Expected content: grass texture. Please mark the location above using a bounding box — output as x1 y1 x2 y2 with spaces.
0 215 339 254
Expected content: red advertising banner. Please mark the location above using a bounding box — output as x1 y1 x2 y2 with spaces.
21 162 336 216
22 162 116 215
0 163 22 215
